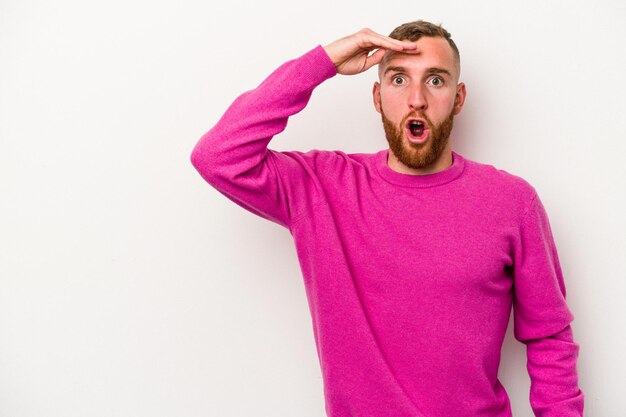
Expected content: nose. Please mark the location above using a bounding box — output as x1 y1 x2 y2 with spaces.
408 84 428 112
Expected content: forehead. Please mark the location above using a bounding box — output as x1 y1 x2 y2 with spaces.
379 36 458 78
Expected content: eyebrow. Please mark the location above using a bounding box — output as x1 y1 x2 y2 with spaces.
383 66 452 77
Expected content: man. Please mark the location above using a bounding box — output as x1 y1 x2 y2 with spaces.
191 20 584 417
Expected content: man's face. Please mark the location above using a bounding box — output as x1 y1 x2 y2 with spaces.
373 36 466 172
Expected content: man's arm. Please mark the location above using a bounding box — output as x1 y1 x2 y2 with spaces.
189 29 419 229
190 45 337 229
512 192 585 416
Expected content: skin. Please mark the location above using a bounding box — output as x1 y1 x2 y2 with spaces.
324 29 467 175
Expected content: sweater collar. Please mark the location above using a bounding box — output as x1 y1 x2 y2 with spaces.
374 149 465 188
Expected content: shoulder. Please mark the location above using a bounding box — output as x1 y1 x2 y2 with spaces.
272 148 375 172
461 154 539 219
464 155 537 196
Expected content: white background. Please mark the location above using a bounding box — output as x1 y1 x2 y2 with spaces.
1 0 625 416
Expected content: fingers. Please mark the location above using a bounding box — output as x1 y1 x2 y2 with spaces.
325 28 420 76
359 28 418 53
377 36 417 52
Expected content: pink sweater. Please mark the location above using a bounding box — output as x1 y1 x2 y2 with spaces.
190 45 584 417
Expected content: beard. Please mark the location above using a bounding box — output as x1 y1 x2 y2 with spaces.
381 106 455 170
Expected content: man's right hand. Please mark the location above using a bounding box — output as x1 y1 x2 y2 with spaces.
323 28 419 76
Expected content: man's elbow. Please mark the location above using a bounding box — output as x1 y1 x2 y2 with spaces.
190 138 216 174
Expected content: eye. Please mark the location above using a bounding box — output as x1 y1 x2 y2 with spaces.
391 75 406 85
428 76 444 87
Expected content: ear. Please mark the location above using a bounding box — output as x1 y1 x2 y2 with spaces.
372 81 382 114
453 82 467 116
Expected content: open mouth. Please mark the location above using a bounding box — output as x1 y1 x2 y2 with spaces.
406 118 429 143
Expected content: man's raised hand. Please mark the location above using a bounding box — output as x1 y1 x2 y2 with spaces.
323 28 419 76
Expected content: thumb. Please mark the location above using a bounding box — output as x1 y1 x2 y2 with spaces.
362 48 387 72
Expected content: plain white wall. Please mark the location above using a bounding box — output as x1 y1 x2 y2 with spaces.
1 0 625 416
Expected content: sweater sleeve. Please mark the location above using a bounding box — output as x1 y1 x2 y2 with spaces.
512 192 585 416
190 45 338 229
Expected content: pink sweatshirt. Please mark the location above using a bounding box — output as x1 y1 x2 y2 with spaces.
190 45 584 417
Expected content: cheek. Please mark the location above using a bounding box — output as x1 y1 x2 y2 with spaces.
432 92 457 112
380 91 405 113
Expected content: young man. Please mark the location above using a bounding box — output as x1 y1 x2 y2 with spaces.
190 20 584 417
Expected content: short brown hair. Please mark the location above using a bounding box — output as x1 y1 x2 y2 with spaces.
384 20 460 75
